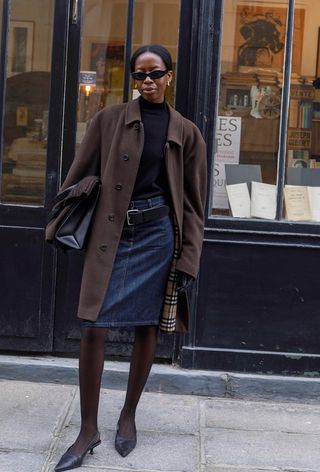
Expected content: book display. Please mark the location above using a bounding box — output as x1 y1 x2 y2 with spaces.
225 166 320 222
284 185 320 221
287 85 315 168
226 181 277 220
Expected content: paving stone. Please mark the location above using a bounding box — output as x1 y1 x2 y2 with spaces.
204 468 282 472
203 429 320 471
0 451 45 472
202 397 320 434
0 380 76 451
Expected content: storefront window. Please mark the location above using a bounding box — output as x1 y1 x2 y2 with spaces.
284 1 320 222
212 0 288 219
212 0 320 224
0 0 54 205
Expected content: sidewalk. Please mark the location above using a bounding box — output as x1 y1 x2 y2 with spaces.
1 357 320 472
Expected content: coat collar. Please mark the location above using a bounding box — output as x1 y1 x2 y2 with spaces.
125 97 183 146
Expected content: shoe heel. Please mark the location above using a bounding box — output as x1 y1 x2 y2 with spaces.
90 440 101 455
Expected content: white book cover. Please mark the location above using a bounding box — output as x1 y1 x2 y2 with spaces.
307 186 320 221
226 183 251 218
251 181 276 220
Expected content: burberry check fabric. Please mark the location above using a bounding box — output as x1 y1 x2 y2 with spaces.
159 221 180 333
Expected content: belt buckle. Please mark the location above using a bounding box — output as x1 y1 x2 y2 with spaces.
127 209 140 225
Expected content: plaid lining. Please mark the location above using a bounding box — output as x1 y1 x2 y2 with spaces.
159 219 180 333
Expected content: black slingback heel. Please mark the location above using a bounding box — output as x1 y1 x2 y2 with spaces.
54 433 101 471
115 421 137 457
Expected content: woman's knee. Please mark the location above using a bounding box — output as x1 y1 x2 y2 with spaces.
81 327 107 344
135 325 158 338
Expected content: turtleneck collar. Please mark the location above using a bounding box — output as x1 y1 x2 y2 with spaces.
139 95 167 110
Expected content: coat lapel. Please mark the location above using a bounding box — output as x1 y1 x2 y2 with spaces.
125 98 183 147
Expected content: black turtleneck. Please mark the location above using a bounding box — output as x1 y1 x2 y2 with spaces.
131 96 170 200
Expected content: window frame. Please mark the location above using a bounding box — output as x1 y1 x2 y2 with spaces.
0 0 9 177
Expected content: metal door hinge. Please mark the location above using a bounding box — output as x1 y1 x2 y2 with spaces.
72 0 79 24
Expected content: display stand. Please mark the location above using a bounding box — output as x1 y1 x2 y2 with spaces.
225 164 262 193
287 168 320 186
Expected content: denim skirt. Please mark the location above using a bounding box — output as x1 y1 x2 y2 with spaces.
82 195 174 328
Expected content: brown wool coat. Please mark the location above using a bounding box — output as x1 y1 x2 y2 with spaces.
46 98 207 331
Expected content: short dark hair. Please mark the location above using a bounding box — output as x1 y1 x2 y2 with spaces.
130 44 173 72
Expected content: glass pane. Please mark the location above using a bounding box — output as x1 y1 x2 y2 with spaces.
76 0 127 147
284 1 320 223
1 0 54 205
132 1 180 105
212 0 287 219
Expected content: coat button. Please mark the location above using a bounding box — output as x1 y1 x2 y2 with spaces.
108 214 115 222
115 184 123 191
133 122 140 130
122 154 129 161
99 245 107 252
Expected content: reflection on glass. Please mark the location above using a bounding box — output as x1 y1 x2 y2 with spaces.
212 0 287 217
1 0 54 205
132 0 180 105
284 1 320 222
76 0 127 142
76 0 180 148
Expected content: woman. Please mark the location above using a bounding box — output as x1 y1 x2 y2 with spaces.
51 44 207 471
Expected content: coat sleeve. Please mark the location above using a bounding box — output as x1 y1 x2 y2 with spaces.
175 122 207 279
59 111 102 192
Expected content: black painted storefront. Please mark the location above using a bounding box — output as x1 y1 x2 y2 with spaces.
1 0 320 376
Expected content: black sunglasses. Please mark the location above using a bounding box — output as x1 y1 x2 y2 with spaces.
131 69 168 81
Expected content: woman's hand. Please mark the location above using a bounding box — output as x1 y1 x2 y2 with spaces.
176 270 195 293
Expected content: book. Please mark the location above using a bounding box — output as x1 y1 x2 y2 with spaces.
250 182 276 220
307 187 320 221
289 99 299 128
284 185 311 221
289 101 312 129
12 168 46 178
226 183 251 218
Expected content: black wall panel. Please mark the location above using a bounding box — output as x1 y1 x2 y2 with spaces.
196 241 320 354
0 228 53 350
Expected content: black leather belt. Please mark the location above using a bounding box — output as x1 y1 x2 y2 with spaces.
126 205 170 225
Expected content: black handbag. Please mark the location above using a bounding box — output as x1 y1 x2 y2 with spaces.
47 176 101 251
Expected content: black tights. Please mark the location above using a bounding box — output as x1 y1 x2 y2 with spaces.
71 325 158 453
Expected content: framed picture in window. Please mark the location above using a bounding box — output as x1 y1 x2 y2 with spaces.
234 6 304 74
7 21 34 77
